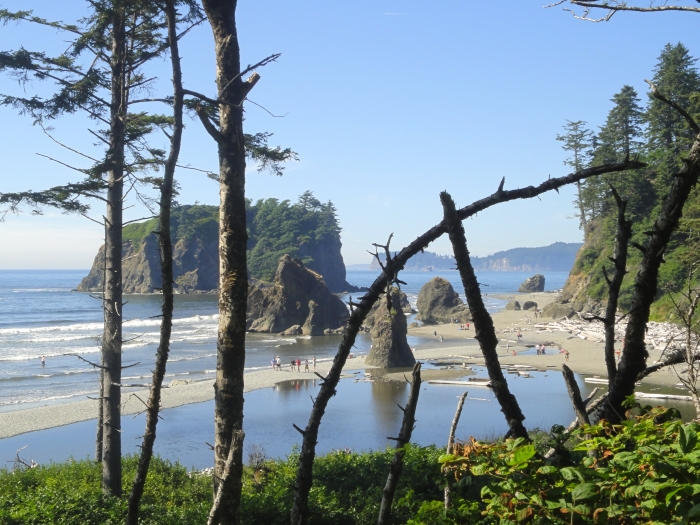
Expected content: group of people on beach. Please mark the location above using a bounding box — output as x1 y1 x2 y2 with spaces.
271 355 316 372
535 344 547 355
457 323 470 330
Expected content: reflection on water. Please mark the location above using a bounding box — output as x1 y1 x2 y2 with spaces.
1 365 697 470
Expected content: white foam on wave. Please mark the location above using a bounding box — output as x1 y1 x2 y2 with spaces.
0 313 219 336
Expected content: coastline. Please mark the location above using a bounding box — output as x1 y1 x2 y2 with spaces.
0 291 681 440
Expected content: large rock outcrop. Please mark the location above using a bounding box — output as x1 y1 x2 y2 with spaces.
518 274 545 293
416 277 470 324
77 235 218 294
246 255 349 335
362 287 412 330
77 233 357 294
366 289 416 368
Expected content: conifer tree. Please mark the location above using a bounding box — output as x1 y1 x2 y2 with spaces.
556 120 594 229
582 85 652 219
646 43 700 190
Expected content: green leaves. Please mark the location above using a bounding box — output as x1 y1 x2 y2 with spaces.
507 444 535 467
679 424 698 454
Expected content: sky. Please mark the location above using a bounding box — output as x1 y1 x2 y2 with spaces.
1 1 699 269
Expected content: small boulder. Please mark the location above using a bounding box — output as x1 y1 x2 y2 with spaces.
416 277 470 324
518 274 545 293
505 300 521 311
281 325 302 336
522 301 538 311
366 289 416 368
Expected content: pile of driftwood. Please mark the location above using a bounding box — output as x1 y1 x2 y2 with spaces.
532 315 692 351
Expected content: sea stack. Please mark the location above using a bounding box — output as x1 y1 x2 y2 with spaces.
246 255 349 334
416 277 470 324
366 288 416 368
518 274 545 293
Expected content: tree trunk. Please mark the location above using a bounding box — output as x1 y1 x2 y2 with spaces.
562 364 590 426
603 188 631 386
444 391 467 510
125 2 183 522
200 1 250 522
377 363 422 525
101 6 126 496
95 364 103 463
440 190 528 439
603 132 700 422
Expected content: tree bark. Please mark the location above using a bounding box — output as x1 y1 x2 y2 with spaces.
602 188 631 386
440 190 528 439
101 6 126 496
95 363 104 463
376 363 422 525
444 391 467 509
562 364 590 426
289 158 644 525
125 2 183 522
199 1 250 522
207 430 245 525
603 132 700 422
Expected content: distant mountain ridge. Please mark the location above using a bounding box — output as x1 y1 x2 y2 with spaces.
368 242 583 272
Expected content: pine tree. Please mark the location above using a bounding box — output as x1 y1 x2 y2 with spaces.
556 120 594 229
582 85 653 219
646 43 700 190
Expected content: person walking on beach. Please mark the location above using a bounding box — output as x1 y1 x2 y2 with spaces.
296 358 301 371
439 335 443 343
313 355 316 371
290 359 296 371
304 359 309 372
564 349 570 362
41 356 45 366
271 358 276 370
276 356 281 370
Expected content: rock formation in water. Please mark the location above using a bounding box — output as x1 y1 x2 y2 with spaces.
416 277 470 324
366 289 416 368
518 274 545 293
362 287 412 330
246 255 349 335
77 234 218 294
77 202 362 294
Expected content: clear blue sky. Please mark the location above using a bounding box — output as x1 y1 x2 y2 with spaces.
1 1 698 268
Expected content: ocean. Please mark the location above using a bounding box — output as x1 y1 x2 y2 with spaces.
0 269 571 413
3 268 696 467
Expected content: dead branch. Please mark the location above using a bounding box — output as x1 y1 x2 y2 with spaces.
645 79 700 134
290 156 645 524
562 364 590 426
377 363 422 525
444 391 468 510
441 190 529 439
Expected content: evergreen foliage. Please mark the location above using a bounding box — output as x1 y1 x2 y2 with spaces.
121 191 342 282
565 43 700 318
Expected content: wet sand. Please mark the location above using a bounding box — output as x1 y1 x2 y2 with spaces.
0 291 679 439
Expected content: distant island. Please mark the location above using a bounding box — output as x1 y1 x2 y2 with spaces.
367 242 583 272
78 193 360 294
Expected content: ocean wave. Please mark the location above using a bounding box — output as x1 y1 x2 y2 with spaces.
0 313 219 336
0 347 102 363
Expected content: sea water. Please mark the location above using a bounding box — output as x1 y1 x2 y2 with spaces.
0 269 570 411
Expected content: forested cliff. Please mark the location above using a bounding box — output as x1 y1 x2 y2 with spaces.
78 192 358 293
547 43 700 320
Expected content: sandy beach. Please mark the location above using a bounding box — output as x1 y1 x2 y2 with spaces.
0 291 681 439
